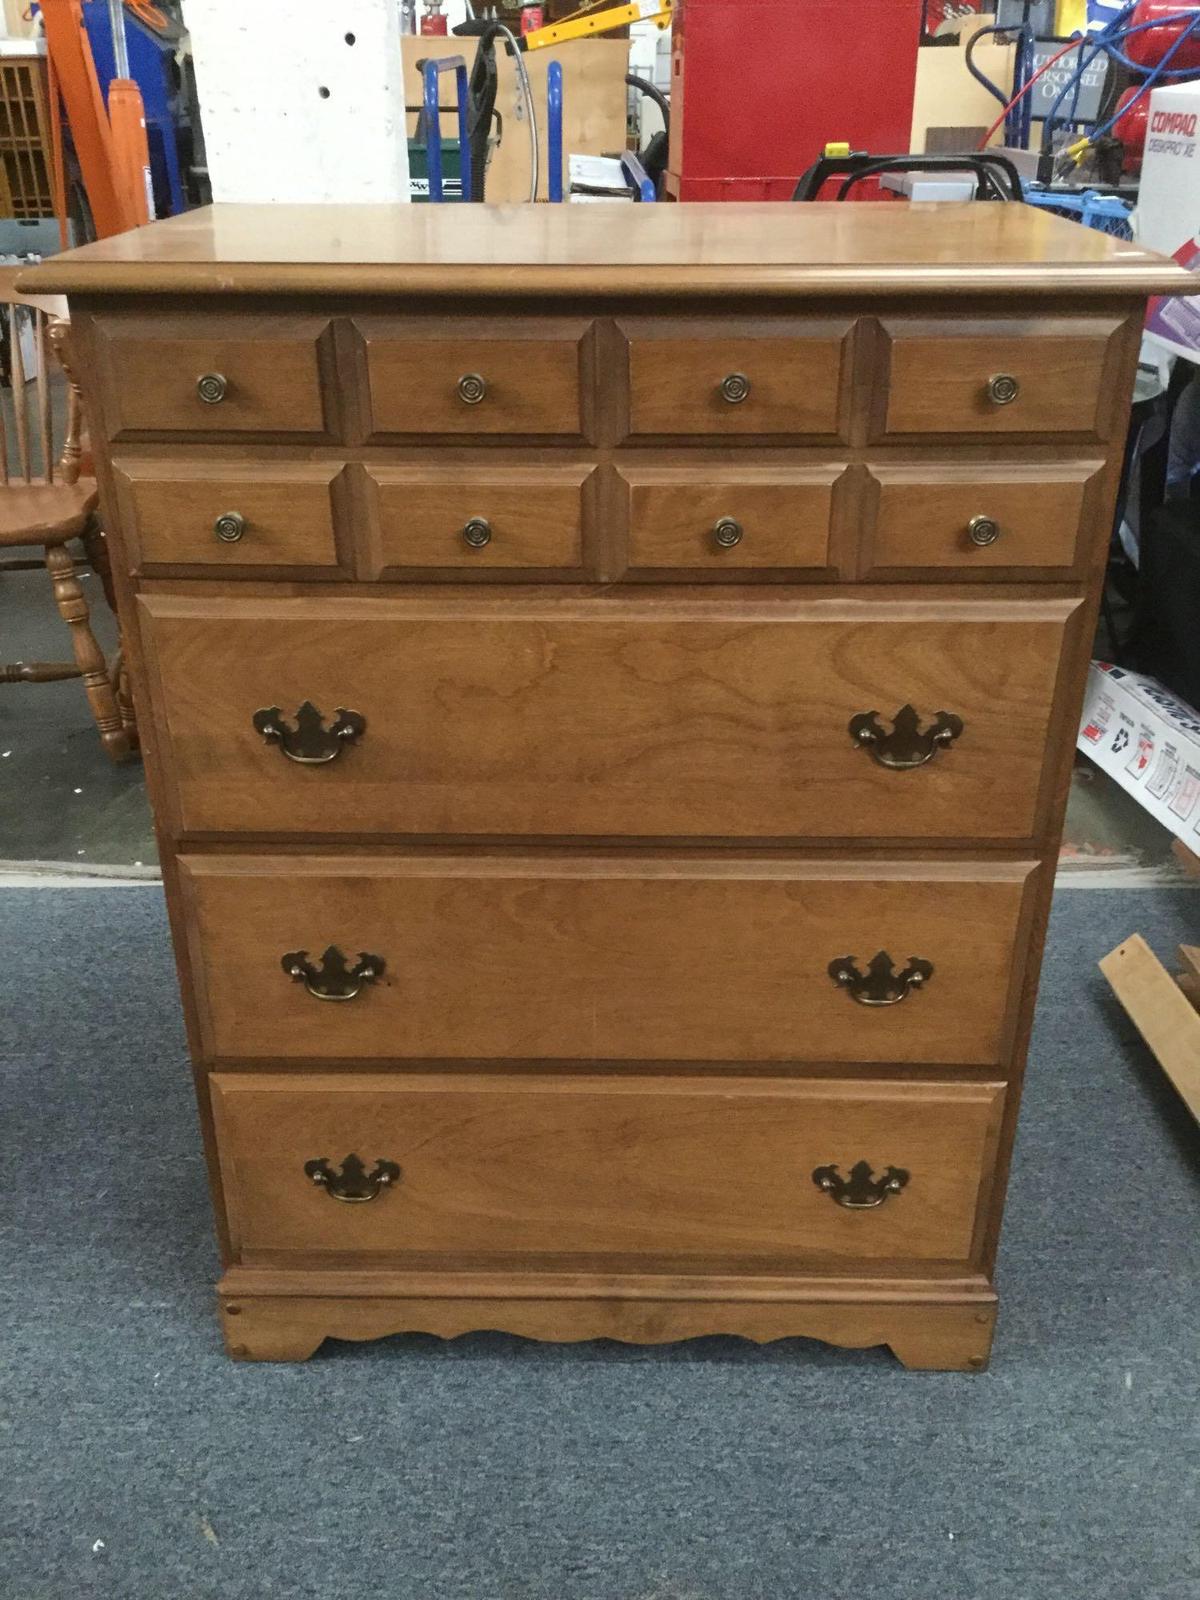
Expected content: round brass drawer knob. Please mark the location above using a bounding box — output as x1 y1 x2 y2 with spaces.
719 372 751 404
967 515 1001 547
213 511 247 544
462 516 492 549
986 373 1020 406
712 516 744 549
457 373 487 406
196 372 228 404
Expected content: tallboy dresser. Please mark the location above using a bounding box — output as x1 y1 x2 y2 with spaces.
24 205 1185 1368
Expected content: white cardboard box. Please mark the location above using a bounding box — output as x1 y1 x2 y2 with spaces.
1078 660 1200 847
1136 82 1200 360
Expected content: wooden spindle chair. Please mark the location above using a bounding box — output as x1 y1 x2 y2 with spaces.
0 268 135 761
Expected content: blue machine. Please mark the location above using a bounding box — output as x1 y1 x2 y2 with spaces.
79 0 189 217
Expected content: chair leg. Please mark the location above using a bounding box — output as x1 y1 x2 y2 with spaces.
44 542 132 762
110 643 140 751
80 519 119 614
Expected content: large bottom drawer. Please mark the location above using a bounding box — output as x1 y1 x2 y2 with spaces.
211 1073 1006 1267
180 854 1038 1065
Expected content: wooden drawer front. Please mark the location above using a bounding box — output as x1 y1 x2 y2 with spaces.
353 318 590 438
876 317 1123 440
92 315 332 439
114 461 344 574
182 856 1035 1064
141 594 1078 843
865 462 1104 576
368 463 592 574
619 465 843 573
620 319 851 438
212 1073 1005 1265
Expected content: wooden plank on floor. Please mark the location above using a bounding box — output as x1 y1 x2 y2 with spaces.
1100 935 1200 1124
1178 945 1200 982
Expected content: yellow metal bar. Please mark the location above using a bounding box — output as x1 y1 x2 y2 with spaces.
524 0 673 51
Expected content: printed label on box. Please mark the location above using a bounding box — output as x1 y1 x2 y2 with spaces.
1081 691 1116 745
1170 764 1200 820
1126 724 1156 779
1147 742 1180 801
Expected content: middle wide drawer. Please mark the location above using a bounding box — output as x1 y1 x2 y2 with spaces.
140 592 1080 843
179 854 1037 1064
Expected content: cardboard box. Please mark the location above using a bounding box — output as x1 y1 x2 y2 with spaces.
1135 81 1200 360
1078 660 1200 847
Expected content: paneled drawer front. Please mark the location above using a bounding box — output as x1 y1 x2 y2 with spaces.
876 317 1124 440
618 464 844 573
140 594 1079 842
114 461 344 573
181 855 1036 1064
212 1072 1006 1265
352 318 591 438
367 463 593 574
619 319 852 438
864 462 1104 577
91 315 333 438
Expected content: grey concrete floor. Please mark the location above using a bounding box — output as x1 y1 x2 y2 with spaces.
0 556 156 870
0 552 1187 875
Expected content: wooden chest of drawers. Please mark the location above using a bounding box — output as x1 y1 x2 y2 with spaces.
26 204 1185 1368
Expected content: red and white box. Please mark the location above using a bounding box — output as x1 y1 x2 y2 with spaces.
1078 661 1200 846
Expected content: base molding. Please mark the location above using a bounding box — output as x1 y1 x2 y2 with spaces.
217 1269 998 1370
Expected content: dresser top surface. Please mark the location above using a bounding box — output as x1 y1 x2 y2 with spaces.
20 202 1189 300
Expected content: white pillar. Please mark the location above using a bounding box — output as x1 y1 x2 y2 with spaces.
183 0 411 203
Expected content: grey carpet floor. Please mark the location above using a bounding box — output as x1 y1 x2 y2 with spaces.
2 886 1198 1600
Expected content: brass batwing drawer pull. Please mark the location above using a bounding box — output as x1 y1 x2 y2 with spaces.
253 700 366 764
848 704 963 770
213 511 246 544
712 516 744 549
967 514 1001 547
283 945 384 1002
305 1153 400 1203
828 950 933 1006
719 372 751 404
457 372 488 405
196 372 228 404
812 1161 910 1209
462 516 492 549
985 372 1020 406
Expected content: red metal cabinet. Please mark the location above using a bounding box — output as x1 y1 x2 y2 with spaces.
665 0 924 201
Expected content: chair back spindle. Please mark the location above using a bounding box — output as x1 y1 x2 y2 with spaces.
0 267 74 487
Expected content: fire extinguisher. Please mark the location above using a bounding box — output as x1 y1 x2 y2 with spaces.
521 4 547 32
1123 0 1200 70
1112 85 1150 171
420 0 449 36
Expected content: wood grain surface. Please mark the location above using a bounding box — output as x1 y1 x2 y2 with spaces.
620 319 853 438
19 203 1189 300
864 460 1104 575
350 316 591 439
43 207 1160 1363
90 312 334 438
113 459 345 573
140 592 1078 842
180 854 1037 1064
368 461 593 573
619 463 844 572
216 1271 999 1368
875 316 1126 440
210 1072 1006 1265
